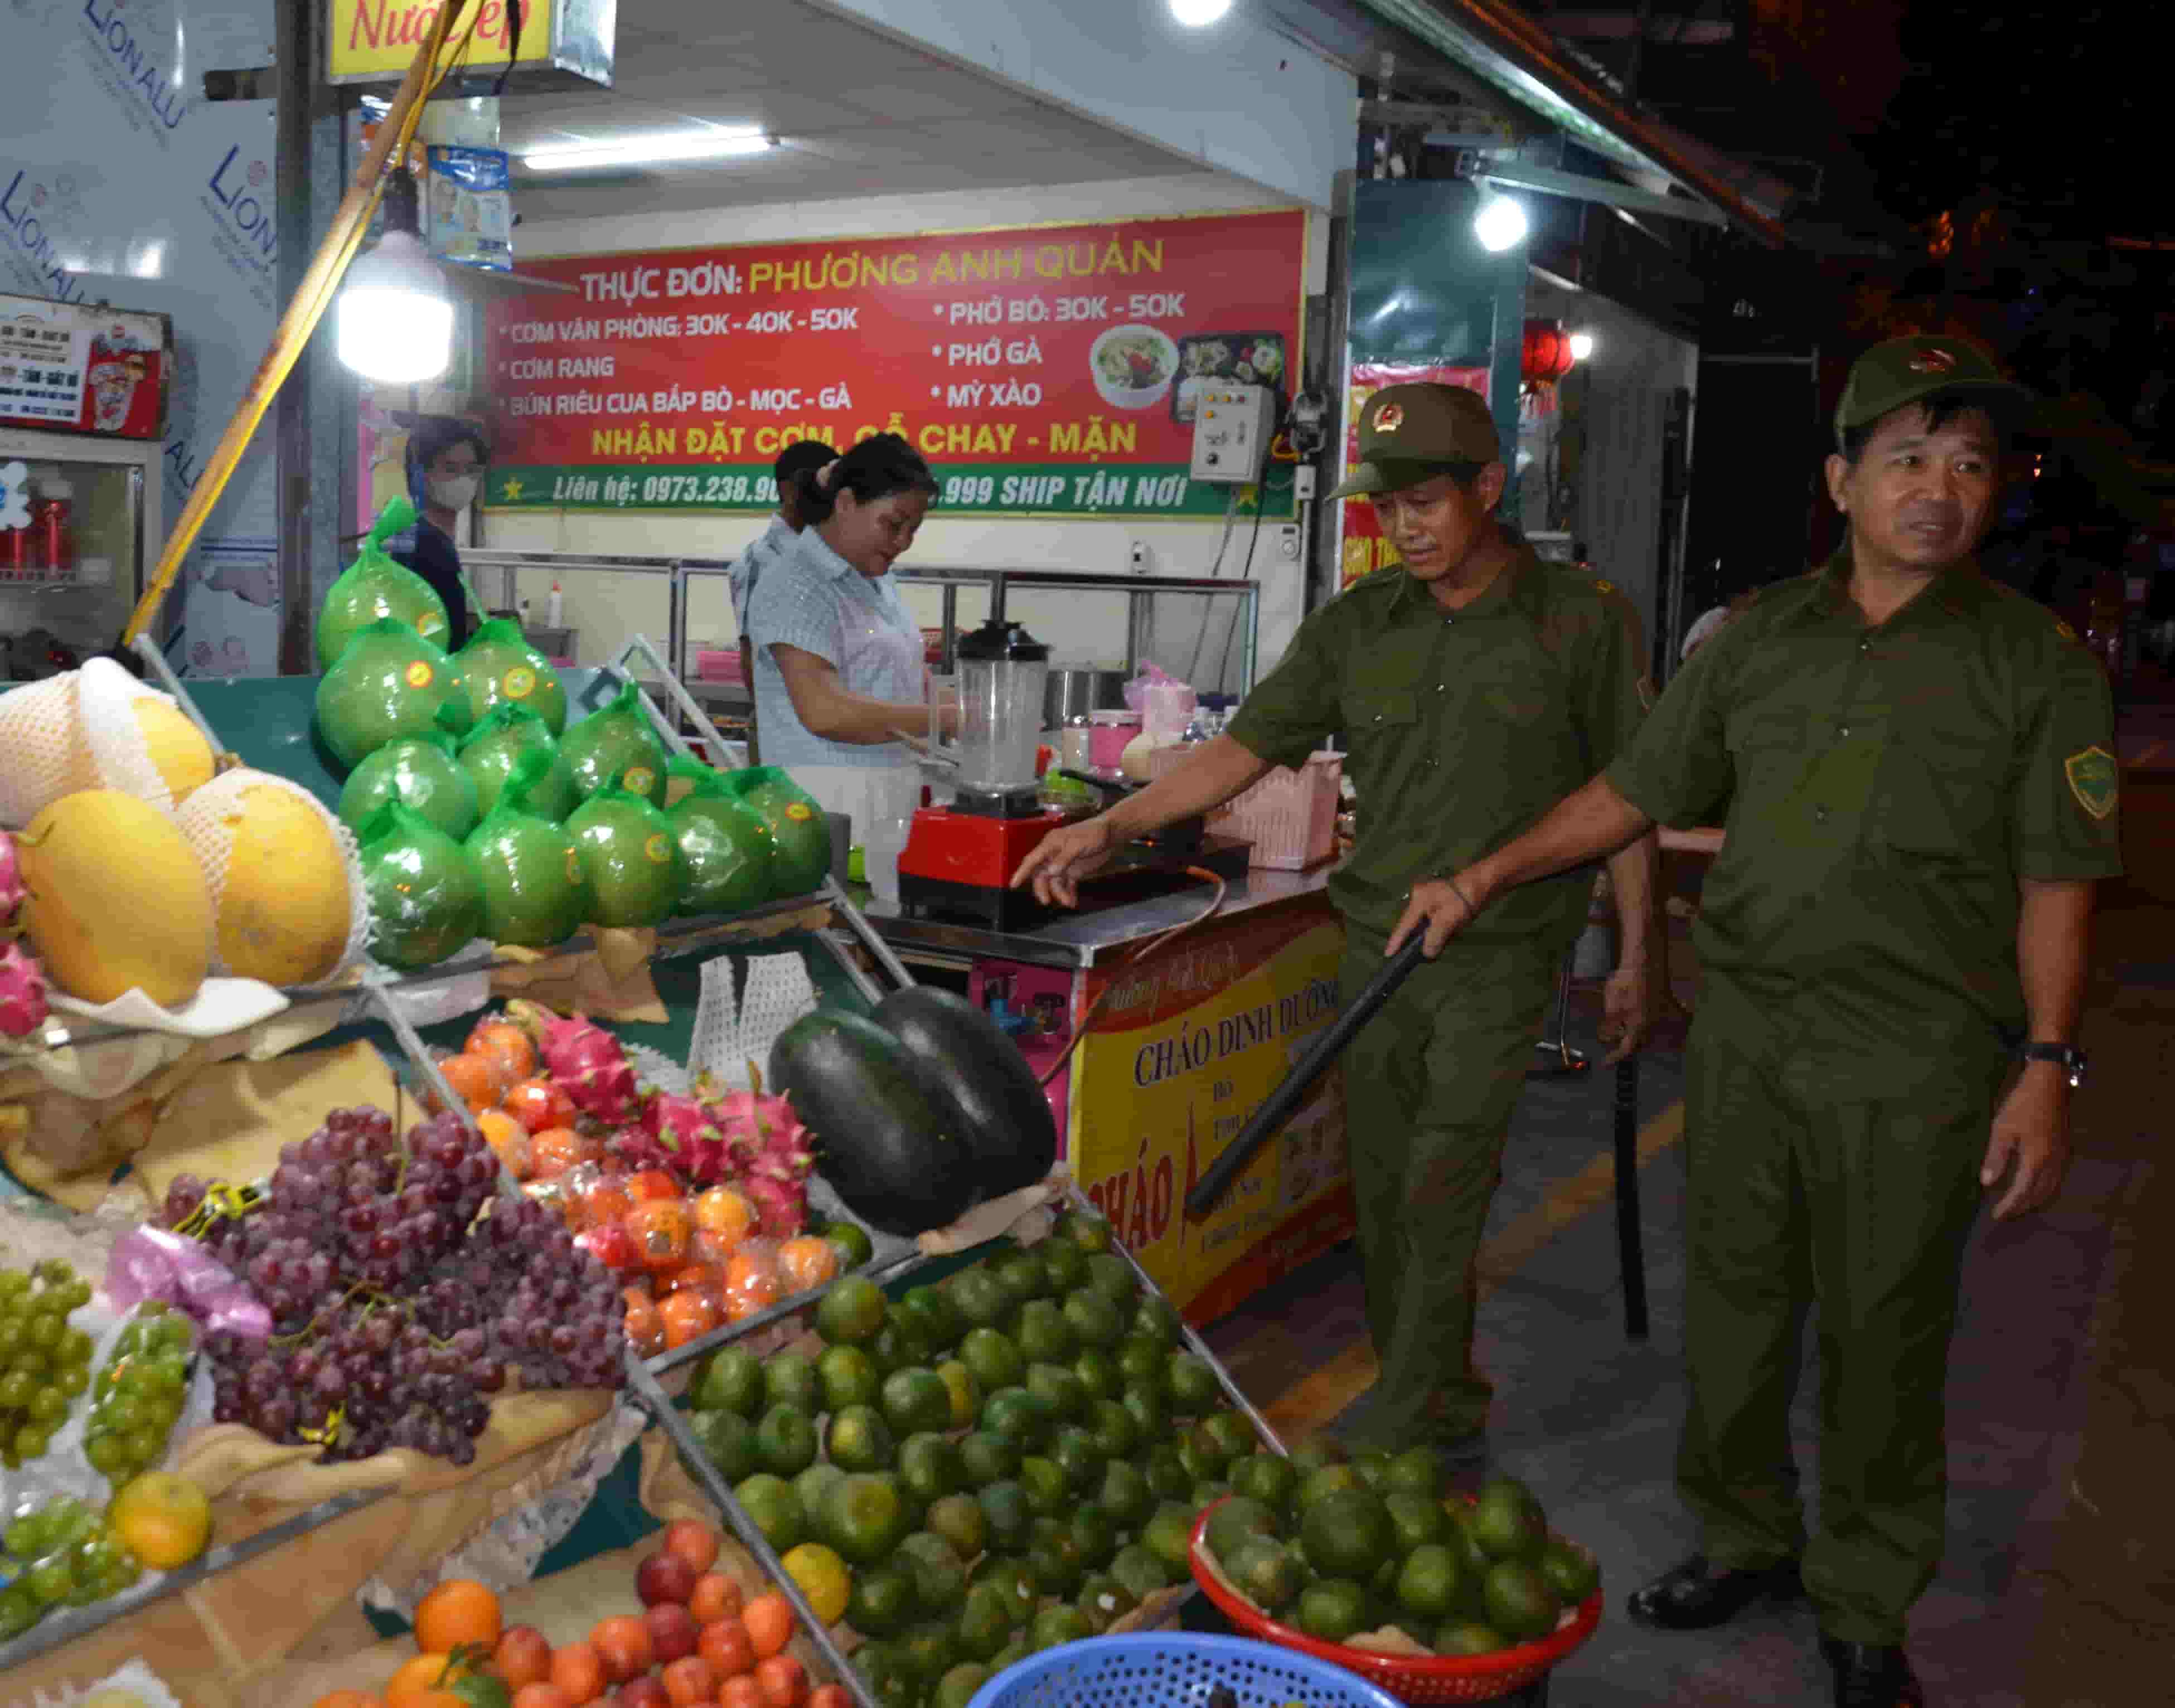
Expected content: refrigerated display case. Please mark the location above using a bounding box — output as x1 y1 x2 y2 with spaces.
0 429 166 676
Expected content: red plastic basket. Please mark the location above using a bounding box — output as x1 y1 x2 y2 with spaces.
1188 1500 1603 1704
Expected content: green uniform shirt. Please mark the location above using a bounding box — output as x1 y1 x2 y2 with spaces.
1227 538 1649 942
1607 551 2123 1097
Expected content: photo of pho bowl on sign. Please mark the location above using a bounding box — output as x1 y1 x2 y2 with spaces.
1089 323 1180 411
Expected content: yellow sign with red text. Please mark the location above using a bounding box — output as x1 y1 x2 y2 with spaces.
326 0 612 84
1068 905 1354 1321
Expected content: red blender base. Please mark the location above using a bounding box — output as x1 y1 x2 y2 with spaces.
896 804 1070 926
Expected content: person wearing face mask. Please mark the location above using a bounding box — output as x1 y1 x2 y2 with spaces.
744 433 950 848
1015 384 1659 1462
391 417 490 647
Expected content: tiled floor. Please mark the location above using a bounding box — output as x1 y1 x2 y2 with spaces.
1198 895 2173 1706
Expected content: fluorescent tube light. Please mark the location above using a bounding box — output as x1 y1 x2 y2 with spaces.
522 129 774 172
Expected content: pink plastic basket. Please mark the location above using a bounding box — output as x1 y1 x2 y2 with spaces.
695 648 744 683
1214 751 1343 869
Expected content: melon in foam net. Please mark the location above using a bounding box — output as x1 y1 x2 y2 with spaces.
13 789 212 1007
175 769 368 988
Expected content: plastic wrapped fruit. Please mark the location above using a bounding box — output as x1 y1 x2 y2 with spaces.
316 497 450 669
671 775 778 916
563 681 670 807
357 802 485 970
457 618 568 735
566 777 687 928
313 617 472 770
723 766 831 895
337 732 478 842
459 703 579 822
464 749 594 948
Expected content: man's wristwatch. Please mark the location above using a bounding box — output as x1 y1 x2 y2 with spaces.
2017 1042 2087 1088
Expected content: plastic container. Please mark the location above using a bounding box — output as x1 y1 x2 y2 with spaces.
967 1632 1405 1708
1088 709 1141 769
32 476 74 575
1189 1501 1603 1705
1213 751 1344 870
695 648 744 682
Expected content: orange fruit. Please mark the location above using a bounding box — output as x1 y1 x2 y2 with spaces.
512 1687 572 1708
590 1613 654 1684
109 1471 212 1569
477 1109 530 1171
438 1052 510 1116
491 1624 554 1692
776 1236 839 1295
659 1288 723 1350
753 1654 806 1707
626 1198 694 1272
692 1186 756 1245
742 1593 794 1660
385 1653 455 1705
529 1128 595 1180
696 1619 755 1678
311 1694 385 1708
415 1578 502 1656
663 1519 722 1577
626 1168 682 1203
503 1075 575 1134
548 1639 605 1705
468 1016 538 1081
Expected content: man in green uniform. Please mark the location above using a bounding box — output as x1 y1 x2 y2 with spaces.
1013 382 1660 1456
1389 337 2122 1706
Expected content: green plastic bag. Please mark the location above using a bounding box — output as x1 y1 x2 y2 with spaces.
358 801 485 970
456 618 568 735
313 617 473 771
670 775 777 916
562 681 669 807
566 773 686 928
663 752 724 809
315 497 450 669
723 765 831 895
458 703 579 822
464 749 593 948
337 732 478 842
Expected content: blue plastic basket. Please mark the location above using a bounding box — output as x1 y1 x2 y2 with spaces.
965 1632 1409 1708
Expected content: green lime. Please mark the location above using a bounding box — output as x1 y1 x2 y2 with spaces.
1083 1253 1135 1306
1055 1211 1113 1252
1287 1436 1349 1475
1142 1502 1198 1574
883 1366 956 1437
1297 1578 1372 1642
954 1583 1014 1660
936 1360 982 1429
848 1564 918 1637
980 1385 1054 1447
972 1554 1039 1625
1131 1295 1183 1346
1142 1443 1191 1502
826 1404 897 1473
898 1432 966 1506
1068 1501 1119 1569
958 1430 1020 1487
732 1473 806 1552
824 1219 875 1268
1029 1603 1093 1649
1039 1236 1088 1293
856 1639 919 1707
1166 1352 1220 1415
763 1351 821 1413
1384 1444 1447 1501
1061 1290 1123 1350
868 1315 936 1377
1295 1463 1368 1511
991 1251 1049 1309
1202 1410 1257 1463
1352 1449 1394 1489
754 1402 819 1476
1396 1543 1466 1620
1025 1517 1086 1597
899 1617 959 1684
694 1345 765 1416
794 1460 846 1516
1086 1397 1141 1460
824 1472 912 1566
1539 1539 1600 1604
1122 1384 1171 1442
1077 1571 1138 1634
987 1636 1029 1672
1096 1458 1154 1527
1230 1452 1300 1515
1011 1298 1076 1364
1072 1347 1119 1401
1435 1619 1509 1656
947 1267 1010 1329
1049 1425 1103 1495
1018 1455 1069 1518
1481 1559 1561 1642
933 1662 990 1708
816 1273 888 1346
1025 1362 1088 1425
1470 1477 1548 1564
1300 1488 1395 1580
958 1327 1025 1393
976 1481 1034 1551
1227 1535 1304 1614
1114 1334 1168 1391
925 1491 986 1562
688 1408 759 1482
1109 1542 1171 1601
897 1284 963 1353
898 1531 967 1615
817 1343 882 1412
1386 1489 1451 1552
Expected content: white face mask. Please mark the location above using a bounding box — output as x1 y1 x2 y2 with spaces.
428 473 479 511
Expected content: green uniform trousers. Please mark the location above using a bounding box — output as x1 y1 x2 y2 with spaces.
1338 928 1561 1447
1678 1010 1997 1645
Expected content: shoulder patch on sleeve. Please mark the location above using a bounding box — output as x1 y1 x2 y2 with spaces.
1592 577 1616 594
2052 617 2079 643
2064 746 2118 820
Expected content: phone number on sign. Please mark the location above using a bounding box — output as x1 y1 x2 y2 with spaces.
638 473 781 505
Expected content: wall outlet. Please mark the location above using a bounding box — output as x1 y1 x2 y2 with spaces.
1294 466 1318 501
1128 540 1150 573
1277 525 1302 561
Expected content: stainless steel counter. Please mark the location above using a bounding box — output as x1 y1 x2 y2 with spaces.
860 865 1337 969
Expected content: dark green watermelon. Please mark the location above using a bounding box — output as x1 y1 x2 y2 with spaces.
874 987 1057 1198
769 1010 975 1235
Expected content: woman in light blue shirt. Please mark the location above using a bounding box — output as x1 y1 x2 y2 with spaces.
745 434 949 852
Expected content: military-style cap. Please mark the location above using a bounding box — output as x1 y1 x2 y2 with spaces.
1834 335 2032 446
1328 382 1500 499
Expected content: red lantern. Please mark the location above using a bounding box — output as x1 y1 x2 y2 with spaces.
1521 319 1576 418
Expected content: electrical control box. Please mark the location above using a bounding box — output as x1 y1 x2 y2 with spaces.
1188 382 1277 484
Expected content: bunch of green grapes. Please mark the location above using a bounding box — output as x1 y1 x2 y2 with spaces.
0 1260 96 1468
83 1303 195 1486
0 1494 140 1638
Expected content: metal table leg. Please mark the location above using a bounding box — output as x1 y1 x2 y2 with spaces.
1612 1054 1649 1341
1528 950 1589 1079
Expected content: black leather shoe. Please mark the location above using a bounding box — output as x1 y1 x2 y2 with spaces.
1624 1554 1804 1630
1819 1635 1924 1707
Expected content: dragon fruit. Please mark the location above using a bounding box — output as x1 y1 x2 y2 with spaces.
696 1068 816 1182
742 1171 808 1239
0 829 23 934
0 940 49 1039
612 1089 730 1182
506 999 645 1127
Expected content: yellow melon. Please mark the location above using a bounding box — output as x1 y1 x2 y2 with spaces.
130 698 217 804
185 777 353 987
16 790 212 1007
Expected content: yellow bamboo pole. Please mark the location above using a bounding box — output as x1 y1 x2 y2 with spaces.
123 0 476 646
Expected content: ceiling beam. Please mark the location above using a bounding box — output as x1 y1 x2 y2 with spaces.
1474 157 1728 227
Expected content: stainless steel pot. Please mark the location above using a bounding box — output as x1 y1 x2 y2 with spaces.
1043 666 1129 727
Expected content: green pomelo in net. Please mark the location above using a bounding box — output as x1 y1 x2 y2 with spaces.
723 765 831 894
563 682 669 807
464 749 594 947
313 617 472 771
337 732 477 842
456 618 568 735
315 497 450 669
458 703 579 821
670 777 777 915
665 753 724 808
566 776 686 928
357 802 485 970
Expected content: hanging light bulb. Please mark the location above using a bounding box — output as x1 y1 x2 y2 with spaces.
1169 0 1233 25
337 172 453 385
1473 192 1529 253
1569 331 1595 362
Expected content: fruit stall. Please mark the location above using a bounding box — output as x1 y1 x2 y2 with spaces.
0 523 1603 1707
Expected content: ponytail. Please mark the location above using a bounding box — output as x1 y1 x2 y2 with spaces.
792 432 939 525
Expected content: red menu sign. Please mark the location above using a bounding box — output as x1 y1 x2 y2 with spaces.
481 209 1305 519
0 293 167 440
1338 361 1490 586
